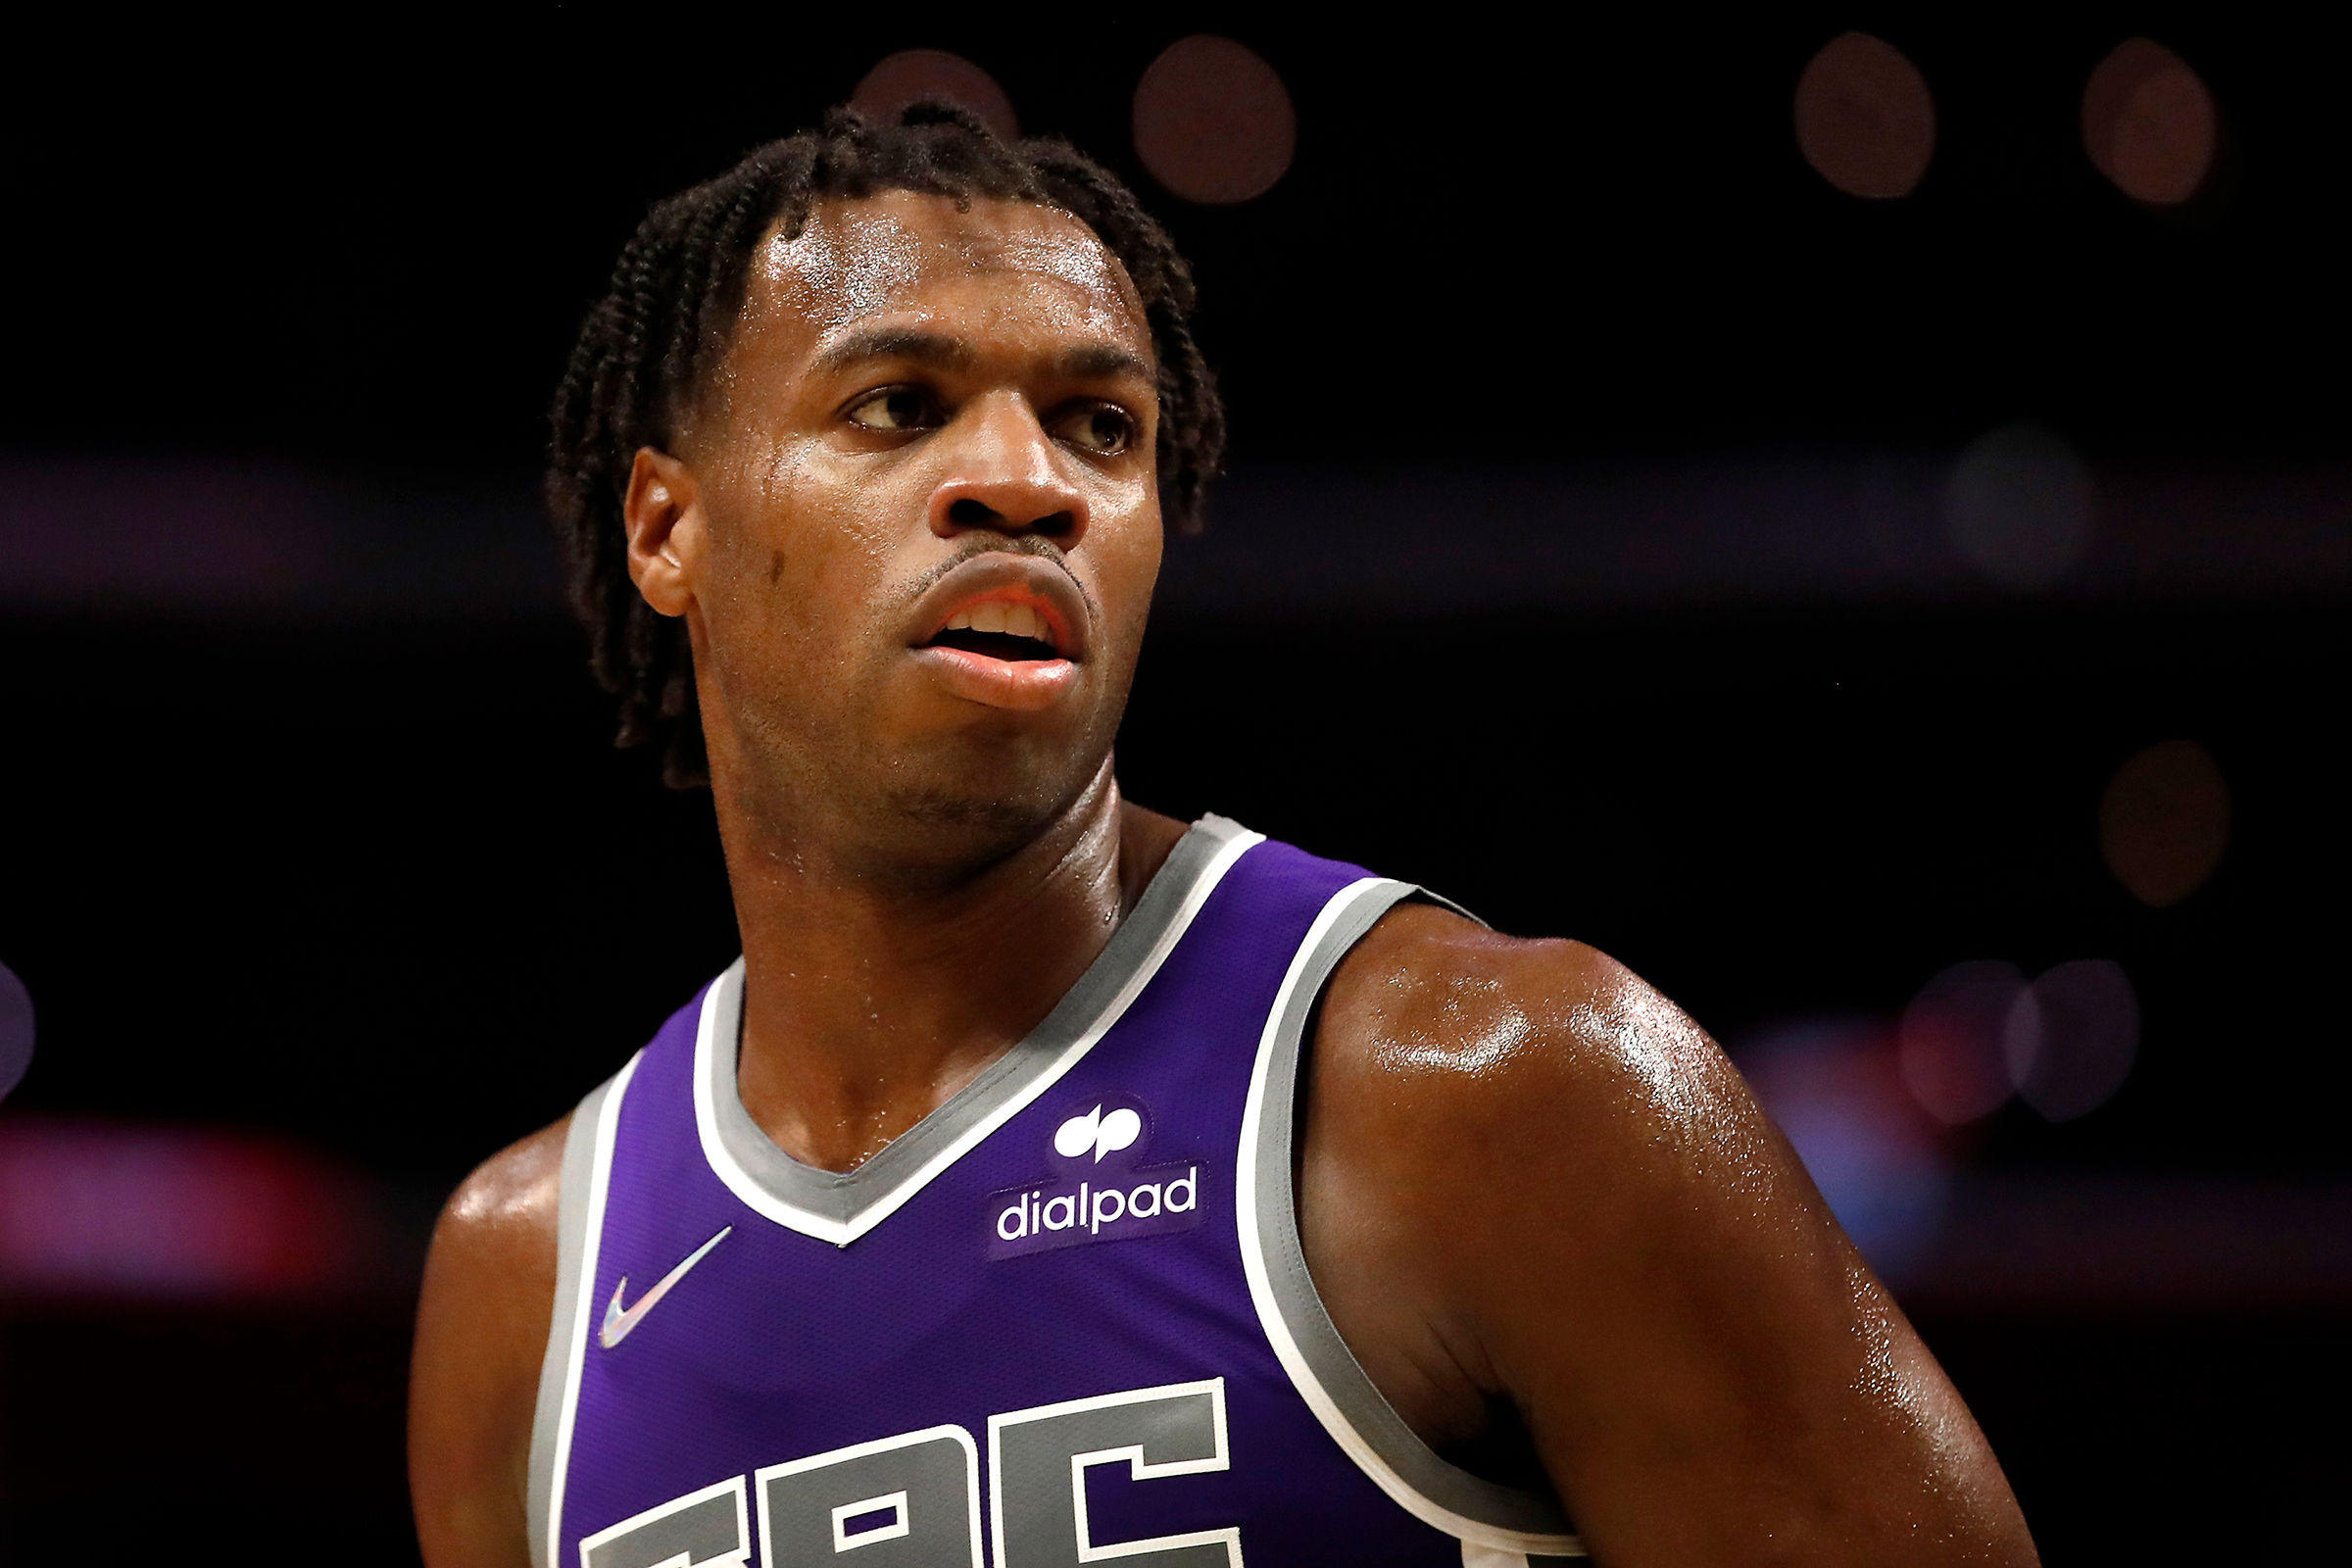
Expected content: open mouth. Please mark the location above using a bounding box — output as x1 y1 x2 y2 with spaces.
906 562 1087 711
923 599 1064 662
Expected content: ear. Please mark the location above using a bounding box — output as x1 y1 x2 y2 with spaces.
623 448 704 617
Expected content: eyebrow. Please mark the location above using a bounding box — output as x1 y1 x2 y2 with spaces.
809 326 1153 386
811 327 974 377
1054 343 1155 383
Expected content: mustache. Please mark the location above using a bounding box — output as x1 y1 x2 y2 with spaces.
903 536 1099 621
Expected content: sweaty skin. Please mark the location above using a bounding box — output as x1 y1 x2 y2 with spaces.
409 192 2038 1568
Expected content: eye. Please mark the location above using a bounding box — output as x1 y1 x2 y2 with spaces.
1054 404 1137 456
845 386 943 433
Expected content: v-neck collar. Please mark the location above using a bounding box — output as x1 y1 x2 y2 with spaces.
690 814 1263 1247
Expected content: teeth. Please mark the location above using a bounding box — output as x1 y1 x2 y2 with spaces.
939 599 1056 653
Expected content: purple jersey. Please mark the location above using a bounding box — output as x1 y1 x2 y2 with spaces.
528 817 1583 1568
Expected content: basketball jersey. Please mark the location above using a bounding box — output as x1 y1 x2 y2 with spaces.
527 816 1585 1568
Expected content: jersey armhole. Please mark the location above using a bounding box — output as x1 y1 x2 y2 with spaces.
525 1054 642 1568
1234 877 1587 1560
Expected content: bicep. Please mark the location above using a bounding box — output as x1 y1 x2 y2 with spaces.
410 1123 566 1568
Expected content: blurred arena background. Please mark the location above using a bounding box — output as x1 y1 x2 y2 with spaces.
1 11 2345 1560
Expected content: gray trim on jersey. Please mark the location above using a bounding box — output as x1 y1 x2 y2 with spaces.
527 1069 624 1568
1242 877 1585 1555
699 813 1261 1246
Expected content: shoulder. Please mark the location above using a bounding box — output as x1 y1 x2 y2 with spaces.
433 1115 570 1268
1302 913 2036 1561
410 1116 573 1568
1314 900 1741 1146
421 1116 571 1347
1300 901 1840 1407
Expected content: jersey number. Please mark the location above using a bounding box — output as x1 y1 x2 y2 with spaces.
577 1378 1237 1568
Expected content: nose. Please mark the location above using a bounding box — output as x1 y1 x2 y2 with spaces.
925 393 1089 546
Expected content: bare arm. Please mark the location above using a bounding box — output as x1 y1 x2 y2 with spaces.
410 1118 568 1568
1302 906 2035 1567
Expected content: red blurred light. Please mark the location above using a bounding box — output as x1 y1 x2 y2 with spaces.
2100 739 2230 907
1133 35 1297 205
2083 38 2217 206
1899 961 2026 1125
0 1118 378 1299
1793 32 1936 199
852 50 1018 141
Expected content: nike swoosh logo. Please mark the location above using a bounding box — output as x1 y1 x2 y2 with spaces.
599 1225 731 1349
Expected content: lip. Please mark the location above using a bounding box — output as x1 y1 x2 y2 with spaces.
906 554 1092 712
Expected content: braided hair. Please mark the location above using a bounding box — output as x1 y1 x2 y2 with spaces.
547 104 1225 788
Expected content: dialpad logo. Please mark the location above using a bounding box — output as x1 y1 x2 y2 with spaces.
988 1096 1203 1259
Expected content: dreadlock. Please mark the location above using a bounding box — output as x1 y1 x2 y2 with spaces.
546 103 1225 789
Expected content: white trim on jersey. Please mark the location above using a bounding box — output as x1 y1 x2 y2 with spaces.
540 1050 644 1568
1236 877 1587 1559
754 1424 983 1568
987 1377 1241 1568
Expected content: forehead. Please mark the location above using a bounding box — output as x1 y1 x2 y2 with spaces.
740 190 1148 361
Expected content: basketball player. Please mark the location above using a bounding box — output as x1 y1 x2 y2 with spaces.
411 109 2036 1568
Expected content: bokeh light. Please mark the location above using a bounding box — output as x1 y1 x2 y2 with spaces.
1899 960 2026 1124
1944 422 2094 589
2082 38 2217 206
852 49 1018 140
1793 32 1936 199
1132 35 1297 204
0 958 30 1104
2101 738 2230 906
2006 959 2141 1121
0 1118 383 1298
1740 1018 1952 1279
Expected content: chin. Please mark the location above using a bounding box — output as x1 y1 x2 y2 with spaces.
871 751 1108 867
886 774 1077 841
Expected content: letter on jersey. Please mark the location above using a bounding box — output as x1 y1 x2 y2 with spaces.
579 1476 750 1568
755 1425 982 1568
988 1379 1240 1568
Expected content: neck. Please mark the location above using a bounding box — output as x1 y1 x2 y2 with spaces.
715 760 1187 1173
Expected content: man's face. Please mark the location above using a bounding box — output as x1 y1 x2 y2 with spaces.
641 190 1164 860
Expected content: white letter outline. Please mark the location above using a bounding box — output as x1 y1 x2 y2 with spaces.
756 1424 982 1568
987 1377 1241 1567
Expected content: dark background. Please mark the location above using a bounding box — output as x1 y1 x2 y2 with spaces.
1 10 2345 1561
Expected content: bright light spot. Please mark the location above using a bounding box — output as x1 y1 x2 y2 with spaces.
852 50 1019 141
1898 960 2025 1124
1133 35 1297 205
1944 422 2094 589
1739 1019 1951 1280
2101 738 2230 907
2006 960 2140 1121
2083 38 2217 206
1793 32 1936 199
0 959 30 1104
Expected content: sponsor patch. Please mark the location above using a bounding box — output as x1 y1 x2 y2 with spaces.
987 1096 1204 1258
